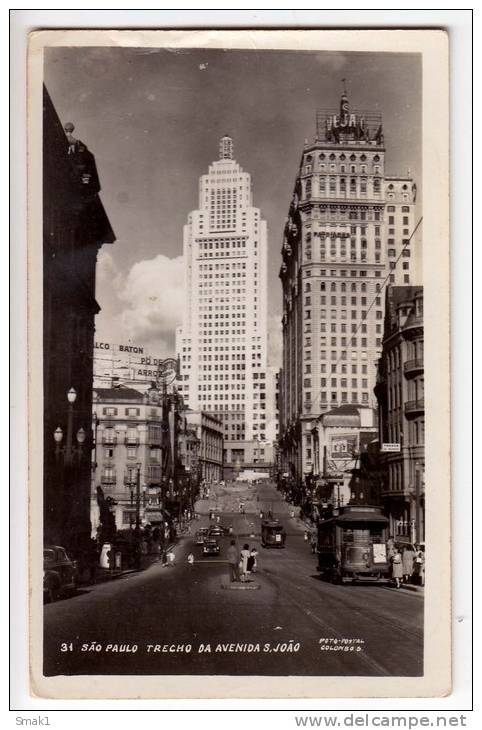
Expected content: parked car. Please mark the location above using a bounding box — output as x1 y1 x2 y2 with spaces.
202 539 220 556
195 528 209 545
208 525 224 537
43 546 78 603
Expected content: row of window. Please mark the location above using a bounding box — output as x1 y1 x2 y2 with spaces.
306 391 370 404
102 407 141 417
304 361 369 374
305 294 383 308
305 376 370 388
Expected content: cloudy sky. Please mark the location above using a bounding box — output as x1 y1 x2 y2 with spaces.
45 46 421 365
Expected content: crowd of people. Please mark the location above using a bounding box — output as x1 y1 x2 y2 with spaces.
387 538 425 589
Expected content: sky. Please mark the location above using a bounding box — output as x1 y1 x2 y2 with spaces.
44 46 422 366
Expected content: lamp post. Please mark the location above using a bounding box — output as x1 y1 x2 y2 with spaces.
53 387 87 549
53 388 86 464
135 462 142 539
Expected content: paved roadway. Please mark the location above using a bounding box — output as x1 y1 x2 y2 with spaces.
44 481 423 677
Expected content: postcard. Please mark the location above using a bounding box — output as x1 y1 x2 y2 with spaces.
27 29 450 699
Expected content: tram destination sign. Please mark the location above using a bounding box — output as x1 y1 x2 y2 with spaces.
381 443 401 453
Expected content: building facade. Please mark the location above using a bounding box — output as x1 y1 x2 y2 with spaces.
43 86 115 553
91 386 165 533
184 410 224 483
278 89 417 492
311 405 378 509
375 286 424 543
176 136 276 473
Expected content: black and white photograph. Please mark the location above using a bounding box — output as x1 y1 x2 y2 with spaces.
26 29 451 699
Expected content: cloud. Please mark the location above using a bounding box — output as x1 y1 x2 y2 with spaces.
97 250 124 291
117 254 184 355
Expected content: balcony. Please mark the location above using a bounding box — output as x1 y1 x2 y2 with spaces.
124 474 137 486
125 437 139 446
405 399 424 416
403 358 424 377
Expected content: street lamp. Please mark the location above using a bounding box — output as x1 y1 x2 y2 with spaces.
53 387 85 465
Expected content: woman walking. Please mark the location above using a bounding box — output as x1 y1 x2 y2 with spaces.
247 547 258 576
392 546 403 589
239 543 251 582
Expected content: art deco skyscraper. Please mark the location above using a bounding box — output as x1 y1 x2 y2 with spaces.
176 137 276 468
278 90 417 481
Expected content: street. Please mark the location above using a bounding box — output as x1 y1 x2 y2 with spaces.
44 481 423 677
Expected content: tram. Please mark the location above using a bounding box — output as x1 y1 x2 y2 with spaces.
261 520 286 548
316 505 390 584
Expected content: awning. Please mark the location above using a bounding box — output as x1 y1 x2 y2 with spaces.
336 511 389 524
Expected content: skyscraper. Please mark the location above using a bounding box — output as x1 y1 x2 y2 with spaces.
278 89 417 484
176 136 275 475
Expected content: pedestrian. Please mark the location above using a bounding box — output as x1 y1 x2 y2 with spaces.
414 544 425 586
391 546 403 588
402 544 416 583
247 547 258 575
161 548 168 567
187 552 194 567
310 531 317 554
239 543 250 582
167 549 175 567
227 539 239 583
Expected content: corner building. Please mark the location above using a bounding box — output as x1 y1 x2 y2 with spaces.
176 137 275 473
375 286 425 542
278 91 417 485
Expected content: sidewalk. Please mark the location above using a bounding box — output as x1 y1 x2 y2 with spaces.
399 582 425 594
79 540 180 587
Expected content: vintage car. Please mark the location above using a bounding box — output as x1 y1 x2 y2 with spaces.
202 539 220 556
43 545 78 603
195 528 209 545
208 524 224 537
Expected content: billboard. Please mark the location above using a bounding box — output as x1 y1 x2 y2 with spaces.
329 434 358 460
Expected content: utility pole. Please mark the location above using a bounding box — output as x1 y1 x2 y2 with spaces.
135 462 141 539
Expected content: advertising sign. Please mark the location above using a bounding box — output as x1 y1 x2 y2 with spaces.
94 341 178 384
381 443 401 453
330 434 358 460
373 543 388 564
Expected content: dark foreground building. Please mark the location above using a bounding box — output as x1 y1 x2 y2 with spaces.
43 86 115 553
375 285 424 543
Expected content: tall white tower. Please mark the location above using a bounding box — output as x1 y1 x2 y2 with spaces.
176 137 272 462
